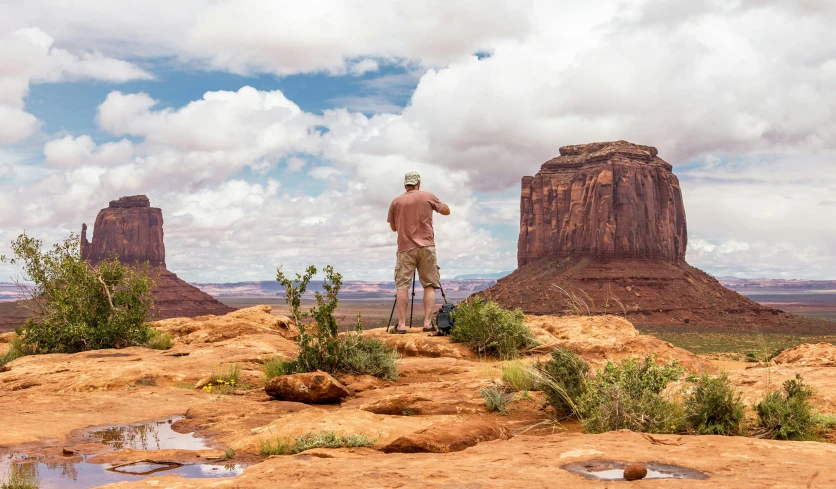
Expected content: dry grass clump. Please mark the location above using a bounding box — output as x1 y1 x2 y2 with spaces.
145 330 173 350
500 359 539 392
259 431 374 455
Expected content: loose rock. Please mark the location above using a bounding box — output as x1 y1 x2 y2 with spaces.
624 463 648 481
265 371 352 403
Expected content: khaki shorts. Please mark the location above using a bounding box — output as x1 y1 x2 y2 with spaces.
395 246 441 290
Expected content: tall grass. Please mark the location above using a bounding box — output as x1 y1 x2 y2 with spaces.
501 359 538 392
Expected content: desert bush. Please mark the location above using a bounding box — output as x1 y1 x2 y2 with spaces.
580 355 685 434
536 347 589 418
259 431 374 456
0 463 39 489
275 266 399 380
501 359 538 392
339 332 400 381
755 374 816 440
684 372 746 435
450 299 537 359
480 385 515 415
145 330 172 350
0 337 25 368
0 233 156 354
816 413 836 431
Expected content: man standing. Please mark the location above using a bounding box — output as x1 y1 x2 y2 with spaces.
387 171 451 333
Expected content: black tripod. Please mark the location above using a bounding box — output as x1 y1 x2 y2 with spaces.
386 270 418 332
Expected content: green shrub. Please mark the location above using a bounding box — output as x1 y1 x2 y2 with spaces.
339 333 400 381
816 413 836 431
450 299 538 359
755 374 816 440
0 463 39 489
501 359 538 392
1 233 156 354
259 431 374 456
480 385 515 415
536 347 589 418
580 355 685 434
275 266 399 381
145 330 172 350
684 372 746 435
0 337 25 368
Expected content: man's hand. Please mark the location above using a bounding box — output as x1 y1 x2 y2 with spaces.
439 204 451 216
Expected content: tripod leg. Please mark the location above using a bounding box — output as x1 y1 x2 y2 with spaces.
409 270 416 329
386 292 397 332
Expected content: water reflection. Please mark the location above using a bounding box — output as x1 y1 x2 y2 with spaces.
0 418 243 489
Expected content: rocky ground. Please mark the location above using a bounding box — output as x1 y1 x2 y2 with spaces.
2 306 836 488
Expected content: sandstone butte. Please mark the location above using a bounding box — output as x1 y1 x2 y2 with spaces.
0 195 233 331
480 141 836 334
2 308 836 488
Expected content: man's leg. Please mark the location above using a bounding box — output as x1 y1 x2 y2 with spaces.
396 287 409 330
423 286 436 329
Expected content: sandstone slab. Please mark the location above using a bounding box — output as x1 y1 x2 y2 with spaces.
382 420 507 453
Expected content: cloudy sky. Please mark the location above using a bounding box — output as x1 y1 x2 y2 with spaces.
0 0 834 283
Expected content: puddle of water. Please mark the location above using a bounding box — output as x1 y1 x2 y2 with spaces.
0 458 244 489
562 459 709 481
85 416 210 450
0 418 243 489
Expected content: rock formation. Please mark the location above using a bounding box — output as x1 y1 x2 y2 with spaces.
81 195 165 267
81 195 234 320
518 141 686 265
480 141 835 333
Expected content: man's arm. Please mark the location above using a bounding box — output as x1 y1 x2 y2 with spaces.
390 222 397 232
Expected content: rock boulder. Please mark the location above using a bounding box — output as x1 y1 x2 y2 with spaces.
265 371 352 403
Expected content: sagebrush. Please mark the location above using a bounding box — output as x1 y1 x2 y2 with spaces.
755 374 817 440
580 355 685 434
536 347 589 418
684 372 746 435
1 233 156 354
451 299 537 359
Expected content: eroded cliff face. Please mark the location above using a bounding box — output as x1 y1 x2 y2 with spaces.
81 195 166 267
518 141 686 266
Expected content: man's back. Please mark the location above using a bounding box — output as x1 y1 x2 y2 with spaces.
388 189 444 252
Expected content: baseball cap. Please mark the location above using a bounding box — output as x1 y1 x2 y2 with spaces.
404 171 421 186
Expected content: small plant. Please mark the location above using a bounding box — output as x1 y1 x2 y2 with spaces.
501 359 538 392
816 413 836 431
262 356 292 381
580 355 685 434
275 266 399 380
224 448 236 460
204 363 241 395
0 233 156 355
536 347 589 419
755 374 816 440
451 299 537 359
259 431 374 456
0 463 40 489
480 384 515 415
0 337 25 368
684 372 746 435
552 285 591 316
145 330 172 350
339 332 400 381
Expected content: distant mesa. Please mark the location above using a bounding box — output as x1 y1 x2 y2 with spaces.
478 141 834 333
80 195 234 320
0 195 233 331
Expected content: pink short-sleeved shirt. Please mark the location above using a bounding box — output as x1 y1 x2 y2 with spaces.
387 190 445 252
